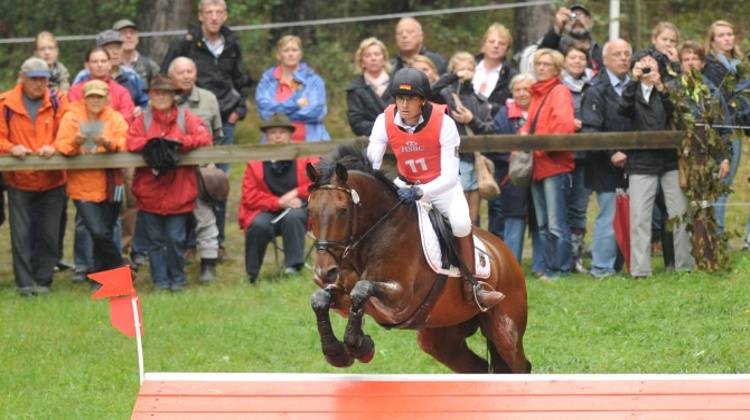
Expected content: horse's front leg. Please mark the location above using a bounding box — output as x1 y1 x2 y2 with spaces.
311 285 353 368
343 280 377 363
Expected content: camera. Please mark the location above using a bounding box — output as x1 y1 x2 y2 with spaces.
568 12 578 20
642 67 652 74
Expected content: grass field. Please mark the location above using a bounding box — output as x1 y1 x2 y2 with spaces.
2 152 750 418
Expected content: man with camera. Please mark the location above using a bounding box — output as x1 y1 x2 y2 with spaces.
539 4 603 74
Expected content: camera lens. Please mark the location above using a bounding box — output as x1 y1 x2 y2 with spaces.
642 67 651 74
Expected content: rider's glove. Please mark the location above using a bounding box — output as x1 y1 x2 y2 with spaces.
397 186 423 203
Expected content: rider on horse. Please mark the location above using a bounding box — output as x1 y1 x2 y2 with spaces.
366 67 505 310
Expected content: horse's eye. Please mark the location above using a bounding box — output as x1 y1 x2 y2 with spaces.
337 207 348 217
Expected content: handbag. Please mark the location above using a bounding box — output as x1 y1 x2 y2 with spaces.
508 85 557 187
450 91 500 200
196 166 230 203
474 152 500 200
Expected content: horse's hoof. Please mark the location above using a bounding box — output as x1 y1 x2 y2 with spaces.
324 350 355 368
349 335 375 363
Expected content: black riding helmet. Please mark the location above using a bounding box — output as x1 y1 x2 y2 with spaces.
390 67 431 99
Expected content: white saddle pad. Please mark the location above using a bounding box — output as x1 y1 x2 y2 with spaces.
415 201 491 279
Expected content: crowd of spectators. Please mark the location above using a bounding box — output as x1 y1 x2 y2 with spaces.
1 1 749 296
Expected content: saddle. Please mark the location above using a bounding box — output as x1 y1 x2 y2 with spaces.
415 202 491 279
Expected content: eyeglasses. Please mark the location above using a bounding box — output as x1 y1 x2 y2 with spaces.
608 51 632 58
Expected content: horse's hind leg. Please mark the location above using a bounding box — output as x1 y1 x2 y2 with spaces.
311 286 353 368
343 280 376 363
417 319 489 373
479 312 529 373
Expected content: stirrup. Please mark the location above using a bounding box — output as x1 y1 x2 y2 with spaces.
472 281 505 313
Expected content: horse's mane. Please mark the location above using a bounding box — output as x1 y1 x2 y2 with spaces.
314 142 397 192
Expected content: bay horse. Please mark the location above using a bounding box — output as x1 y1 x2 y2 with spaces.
306 143 530 373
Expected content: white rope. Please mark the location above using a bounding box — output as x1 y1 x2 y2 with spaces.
0 1 554 45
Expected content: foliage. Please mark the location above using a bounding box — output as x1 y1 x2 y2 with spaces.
669 59 750 271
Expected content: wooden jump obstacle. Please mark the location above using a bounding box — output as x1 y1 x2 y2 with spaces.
131 372 750 419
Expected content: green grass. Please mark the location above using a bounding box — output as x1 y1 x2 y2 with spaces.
3 148 750 418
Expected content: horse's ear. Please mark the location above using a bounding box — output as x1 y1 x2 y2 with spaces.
335 163 348 184
306 162 320 183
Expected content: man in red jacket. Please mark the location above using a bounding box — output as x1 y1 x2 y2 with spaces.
0 58 69 296
239 113 316 284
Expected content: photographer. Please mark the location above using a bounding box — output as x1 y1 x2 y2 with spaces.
617 48 694 279
539 5 603 73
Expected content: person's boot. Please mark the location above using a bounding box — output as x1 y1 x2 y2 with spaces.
571 231 588 274
199 258 217 283
456 233 505 309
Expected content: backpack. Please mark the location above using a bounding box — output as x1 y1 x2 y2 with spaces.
3 89 60 124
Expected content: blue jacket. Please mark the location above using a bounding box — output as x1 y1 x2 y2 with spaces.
489 101 529 217
73 67 150 108
255 62 330 143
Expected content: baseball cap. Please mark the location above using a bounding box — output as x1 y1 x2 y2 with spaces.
569 4 591 16
96 29 123 46
20 57 51 78
113 19 137 31
83 80 109 97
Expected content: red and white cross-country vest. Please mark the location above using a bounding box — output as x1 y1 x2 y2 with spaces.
384 103 447 184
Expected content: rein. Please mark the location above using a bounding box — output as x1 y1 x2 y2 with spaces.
311 184 401 265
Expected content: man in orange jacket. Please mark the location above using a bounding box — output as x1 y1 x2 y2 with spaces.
0 58 69 296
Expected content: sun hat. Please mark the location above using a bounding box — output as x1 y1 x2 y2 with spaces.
83 80 109 97
261 112 296 132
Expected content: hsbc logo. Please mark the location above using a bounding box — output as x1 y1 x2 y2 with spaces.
401 140 424 153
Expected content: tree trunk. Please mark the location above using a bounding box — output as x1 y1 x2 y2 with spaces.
512 0 554 61
136 0 194 64
270 0 319 47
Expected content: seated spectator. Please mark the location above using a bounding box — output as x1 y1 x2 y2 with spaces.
126 75 212 292
114 19 160 87
346 37 393 137
618 47 694 278
53 80 128 287
239 113 317 284
256 35 330 143
438 52 495 225
169 56 224 283
473 23 518 115
0 58 69 296
390 17 448 75
34 31 70 92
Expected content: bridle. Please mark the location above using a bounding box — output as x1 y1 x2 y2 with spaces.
310 183 402 266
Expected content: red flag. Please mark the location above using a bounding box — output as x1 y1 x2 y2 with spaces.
90 266 143 338
90 266 134 299
108 296 144 338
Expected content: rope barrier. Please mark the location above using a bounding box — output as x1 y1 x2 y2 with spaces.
0 1 554 45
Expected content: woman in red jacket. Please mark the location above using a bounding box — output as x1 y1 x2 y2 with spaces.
239 113 317 284
126 75 212 292
518 48 577 279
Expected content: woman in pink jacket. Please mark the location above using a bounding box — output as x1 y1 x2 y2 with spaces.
126 75 211 292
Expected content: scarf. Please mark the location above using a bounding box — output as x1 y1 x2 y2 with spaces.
268 160 293 175
364 70 390 97
712 49 741 75
560 68 594 93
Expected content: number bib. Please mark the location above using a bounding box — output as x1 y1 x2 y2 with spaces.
385 103 446 184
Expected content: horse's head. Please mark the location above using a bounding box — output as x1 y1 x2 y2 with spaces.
307 162 359 284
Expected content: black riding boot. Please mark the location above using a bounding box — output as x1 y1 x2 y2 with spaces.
199 258 217 283
456 233 505 309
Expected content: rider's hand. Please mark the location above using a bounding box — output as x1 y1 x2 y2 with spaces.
397 186 423 203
